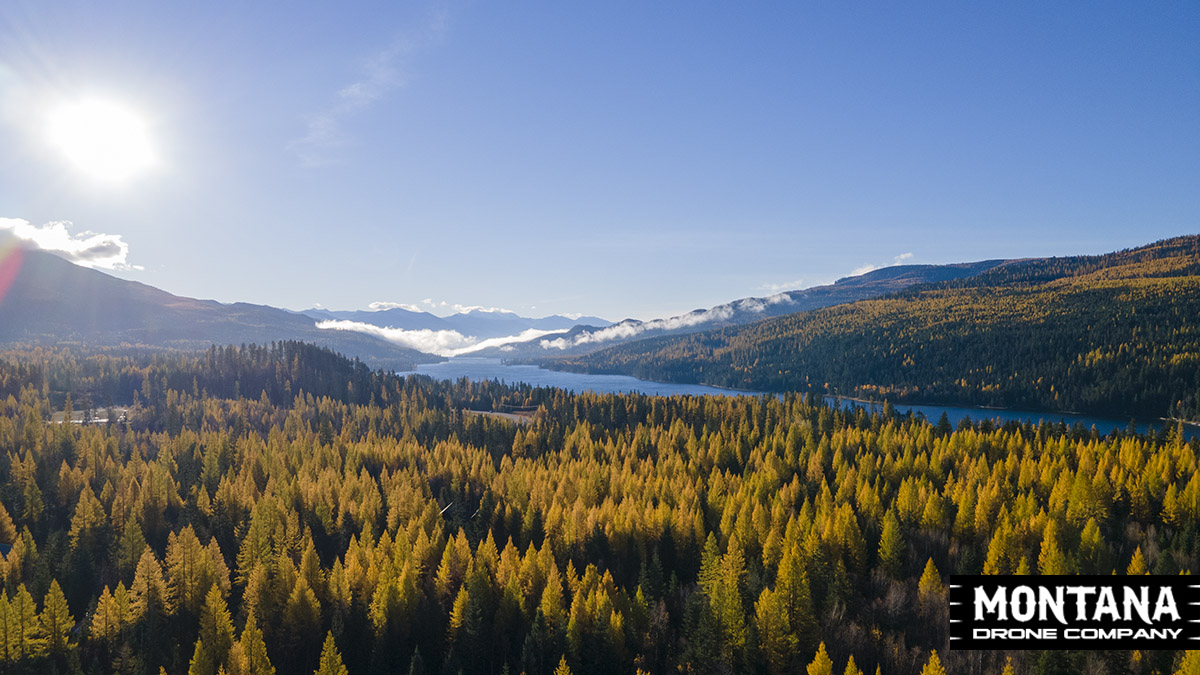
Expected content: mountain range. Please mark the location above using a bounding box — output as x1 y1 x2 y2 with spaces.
0 242 436 370
300 306 612 340
549 235 1200 421
0 238 614 365
6 228 1019 365
473 260 1006 357
9 229 1200 422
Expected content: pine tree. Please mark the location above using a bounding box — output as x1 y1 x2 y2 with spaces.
0 502 17 546
918 559 943 597
807 642 834 675
553 656 572 675
1038 520 1069 575
189 585 235 675
90 586 122 645
131 548 172 622
41 580 73 655
314 632 347 675
1127 546 1148 575
231 613 274 675
921 650 946 675
843 655 863 675
878 511 904 578
776 540 816 650
755 587 796 675
10 584 43 660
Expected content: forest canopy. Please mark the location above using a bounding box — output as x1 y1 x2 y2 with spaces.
0 342 1196 674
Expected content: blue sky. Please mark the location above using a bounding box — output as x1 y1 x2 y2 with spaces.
1 1 1197 321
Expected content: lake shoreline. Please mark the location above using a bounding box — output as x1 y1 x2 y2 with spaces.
402 358 1196 440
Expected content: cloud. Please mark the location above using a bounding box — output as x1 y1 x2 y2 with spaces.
365 298 520 315
450 304 514 314
316 320 565 356
416 298 516 314
758 278 805 293
288 7 449 167
368 301 423 311
0 218 141 270
541 293 793 350
848 252 916 278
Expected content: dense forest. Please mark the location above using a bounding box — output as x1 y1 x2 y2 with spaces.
548 236 1200 423
0 342 1198 674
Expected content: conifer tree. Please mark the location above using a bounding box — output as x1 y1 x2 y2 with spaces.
807 642 834 675
921 650 946 675
755 586 795 675
1038 520 1069 575
878 511 904 578
41 580 73 655
314 632 347 675
189 585 235 675
1127 546 1148 576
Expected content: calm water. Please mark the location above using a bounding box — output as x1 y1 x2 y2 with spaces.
402 358 1195 439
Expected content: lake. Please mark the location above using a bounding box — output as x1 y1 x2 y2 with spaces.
401 358 1194 439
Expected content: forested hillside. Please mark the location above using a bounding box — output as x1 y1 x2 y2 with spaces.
550 236 1200 422
0 245 433 371
0 343 1197 674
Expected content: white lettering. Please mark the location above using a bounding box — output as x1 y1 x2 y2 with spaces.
1039 586 1067 624
1095 586 1120 621
1154 587 1181 622
1124 587 1152 625
976 586 1007 621
1065 586 1096 620
1012 586 1036 621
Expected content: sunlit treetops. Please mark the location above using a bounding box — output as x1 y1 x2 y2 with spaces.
0 343 1196 673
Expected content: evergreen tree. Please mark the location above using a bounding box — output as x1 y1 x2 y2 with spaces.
1038 521 1070 575
41 580 73 656
189 585 235 675
807 642 834 675
878 511 904 578
314 632 348 675
921 650 946 675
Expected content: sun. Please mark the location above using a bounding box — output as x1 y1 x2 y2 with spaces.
47 98 155 182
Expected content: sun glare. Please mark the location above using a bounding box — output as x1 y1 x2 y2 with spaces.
47 99 154 182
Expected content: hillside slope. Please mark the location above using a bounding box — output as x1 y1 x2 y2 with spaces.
484 259 1004 357
551 236 1200 421
0 244 436 370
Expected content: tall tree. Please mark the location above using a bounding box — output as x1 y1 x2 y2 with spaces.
314 632 348 675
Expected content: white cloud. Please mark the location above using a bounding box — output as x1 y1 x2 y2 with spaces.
758 278 805 293
316 320 566 357
416 298 516 315
0 218 141 270
288 8 449 167
366 298 520 316
368 301 423 311
540 293 793 350
450 304 515 314
849 252 916 278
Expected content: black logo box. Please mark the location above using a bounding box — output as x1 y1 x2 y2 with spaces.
948 575 1200 650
